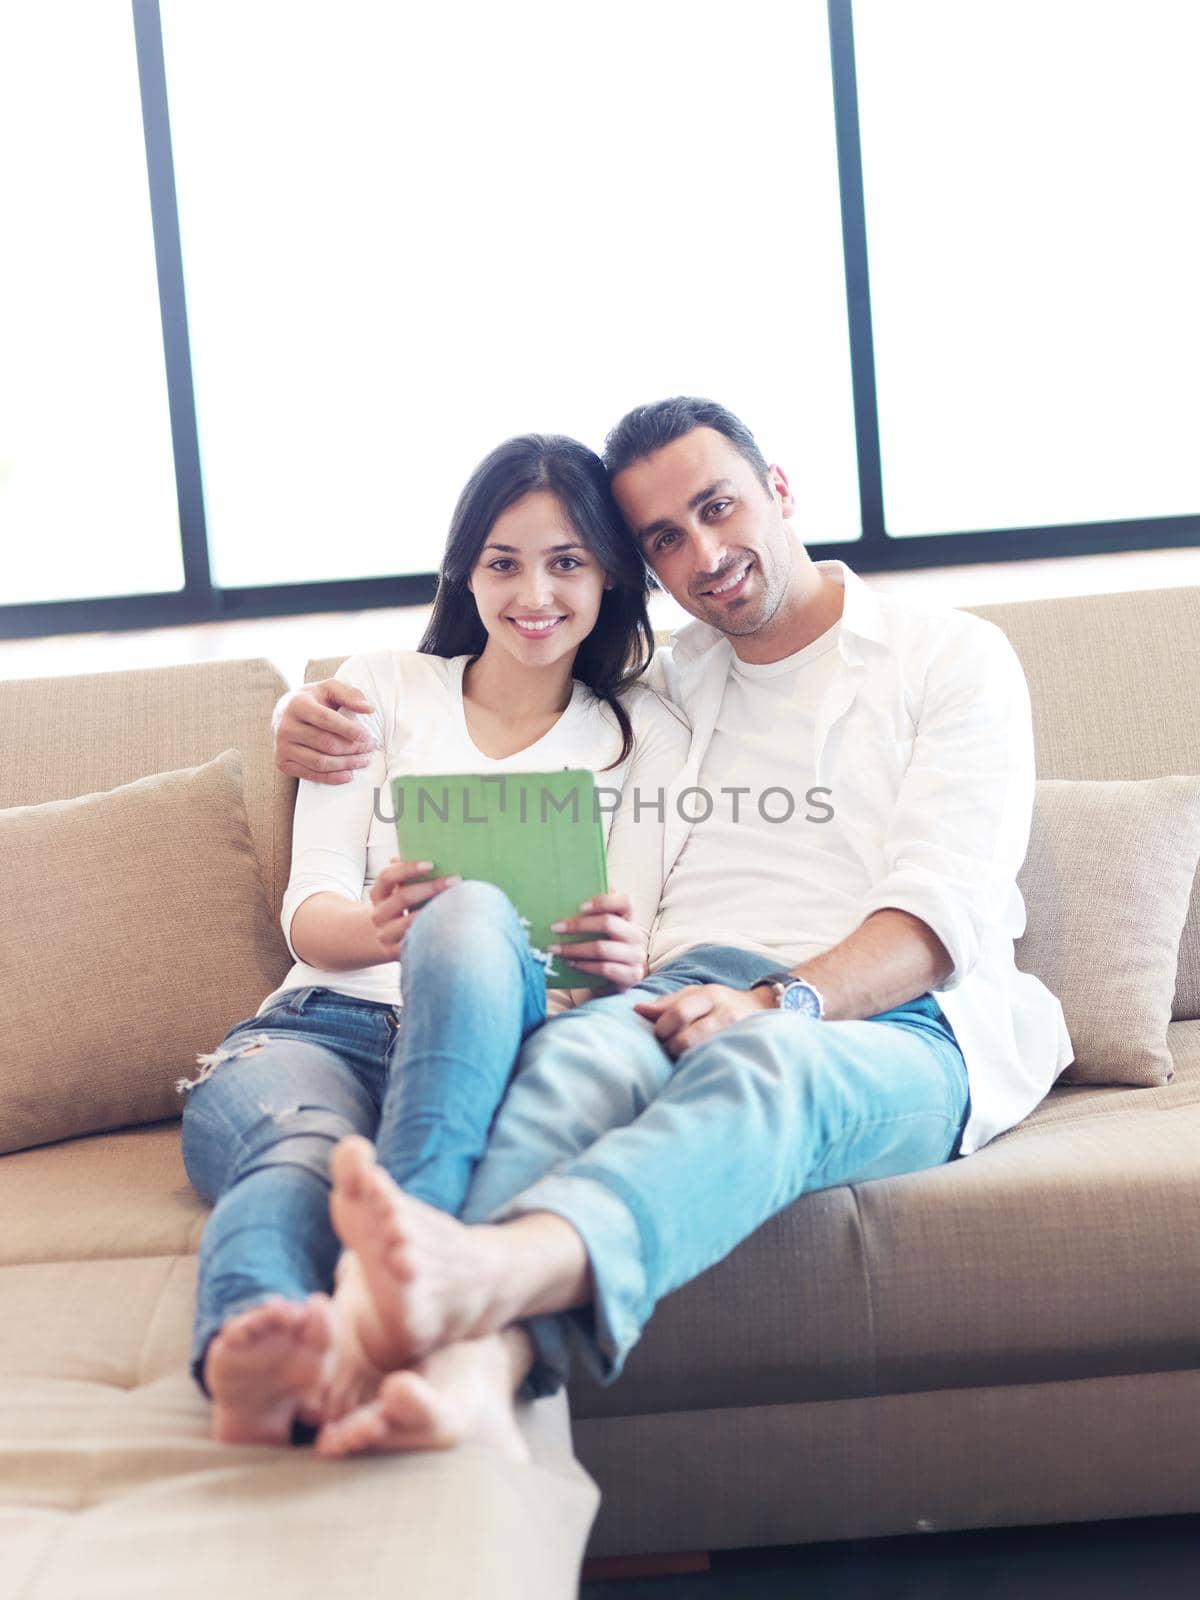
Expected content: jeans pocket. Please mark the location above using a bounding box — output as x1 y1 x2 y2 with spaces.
291 986 369 1018
220 1006 286 1040
250 997 297 1027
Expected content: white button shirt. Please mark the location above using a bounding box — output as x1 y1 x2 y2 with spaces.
646 559 1073 1154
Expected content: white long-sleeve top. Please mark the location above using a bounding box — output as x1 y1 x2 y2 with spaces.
260 650 690 1013
644 559 1074 1155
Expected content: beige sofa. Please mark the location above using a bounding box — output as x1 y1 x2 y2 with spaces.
0 657 598 1600
3 583 1199 1596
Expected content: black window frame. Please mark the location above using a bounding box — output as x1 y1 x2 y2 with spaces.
4 0 1197 642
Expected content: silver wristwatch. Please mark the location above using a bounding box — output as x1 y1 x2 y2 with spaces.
751 972 826 1020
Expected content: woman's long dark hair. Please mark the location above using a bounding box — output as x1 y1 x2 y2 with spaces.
417 434 654 767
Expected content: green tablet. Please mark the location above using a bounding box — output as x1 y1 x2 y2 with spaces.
390 769 609 989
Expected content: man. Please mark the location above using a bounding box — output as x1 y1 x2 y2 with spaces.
272 397 1072 1456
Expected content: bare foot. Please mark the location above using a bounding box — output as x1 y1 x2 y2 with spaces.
328 1137 500 1368
314 1331 533 1463
205 1293 335 1446
286 1265 392 1428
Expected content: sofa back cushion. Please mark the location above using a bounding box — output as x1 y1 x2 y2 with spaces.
967 586 1200 1018
0 657 296 926
305 656 351 683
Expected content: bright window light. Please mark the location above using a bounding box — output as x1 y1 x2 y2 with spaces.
160 0 860 587
855 0 1200 535
0 4 182 604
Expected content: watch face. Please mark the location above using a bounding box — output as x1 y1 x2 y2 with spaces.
781 982 821 1018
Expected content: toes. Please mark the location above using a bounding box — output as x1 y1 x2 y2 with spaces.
376 1372 428 1426
377 1371 452 1442
295 1395 325 1427
322 1358 381 1423
297 1293 335 1349
221 1310 259 1347
223 1297 291 1347
345 1134 377 1165
349 1411 390 1452
213 1297 330 1389
351 1156 408 1225
314 1416 349 1457
314 1371 472 1459
330 1135 377 1196
316 1405 389 1458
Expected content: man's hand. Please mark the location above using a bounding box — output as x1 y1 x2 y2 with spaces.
548 891 648 991
273 679 379 784
634 983 774 1058
369 857 461 959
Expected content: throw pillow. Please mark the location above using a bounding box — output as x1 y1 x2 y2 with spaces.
1015 776 1200 1086
0 749 290 1154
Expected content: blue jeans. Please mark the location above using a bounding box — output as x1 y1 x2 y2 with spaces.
459 943 972 1400
181 881 546 1393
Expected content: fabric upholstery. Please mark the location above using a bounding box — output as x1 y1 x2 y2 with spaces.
5 595 1199 1581
0 1361 595 1600
0 1123 204 1268
1017 1017 1200 1129
1014 776 1200 1083
0 656 296 926
0 750 291 1154
304 657 348 682
575 1368 1200 1557
0 656 600 1598
567 1023 1200 1422
967 587 1200 1017
0 1249 595 1598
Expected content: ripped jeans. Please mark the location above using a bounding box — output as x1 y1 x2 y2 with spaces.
180 881 548 1395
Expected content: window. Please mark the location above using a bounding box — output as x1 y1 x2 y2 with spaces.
0 4 182 604
854 0 1200 536
160 0 859 588
6 0 1195 639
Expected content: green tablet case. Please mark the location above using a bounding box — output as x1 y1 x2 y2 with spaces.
389 769 609 989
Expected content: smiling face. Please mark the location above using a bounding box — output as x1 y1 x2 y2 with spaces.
610 426 798 638
467 488 610 670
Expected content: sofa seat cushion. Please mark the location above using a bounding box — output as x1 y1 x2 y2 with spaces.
0 1376 595 1600
0 1256 200 1388
0 1123 204 1268
0 1258 597 1600
568 1022 1200 1421
1014 1018 1200 1131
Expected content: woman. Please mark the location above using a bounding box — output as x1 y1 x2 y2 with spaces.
179 434 689 1447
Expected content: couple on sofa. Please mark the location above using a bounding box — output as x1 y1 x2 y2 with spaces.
180 395 1072 1457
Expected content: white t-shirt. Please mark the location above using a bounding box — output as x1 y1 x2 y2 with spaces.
260 650 690 1012
650 621 857 969
645 558 1074 1155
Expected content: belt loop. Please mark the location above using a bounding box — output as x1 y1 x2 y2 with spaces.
286 985 316 1014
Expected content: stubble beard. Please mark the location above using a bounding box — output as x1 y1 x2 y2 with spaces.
695 562 788 638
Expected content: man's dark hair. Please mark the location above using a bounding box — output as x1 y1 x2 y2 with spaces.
602 396 772 493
